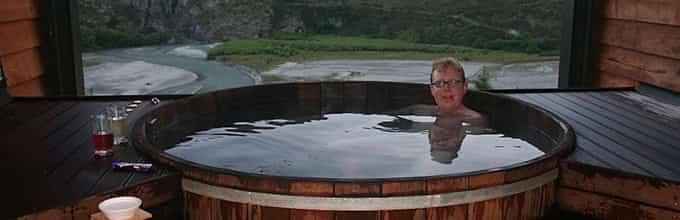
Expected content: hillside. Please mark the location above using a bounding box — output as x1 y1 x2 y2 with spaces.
79 0 562 54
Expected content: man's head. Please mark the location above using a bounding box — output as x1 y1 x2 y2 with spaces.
430 57 467 114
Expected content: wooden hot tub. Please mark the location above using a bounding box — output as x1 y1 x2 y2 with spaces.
131 81 573 219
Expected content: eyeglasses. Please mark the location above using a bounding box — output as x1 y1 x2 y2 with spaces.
431 79 465 89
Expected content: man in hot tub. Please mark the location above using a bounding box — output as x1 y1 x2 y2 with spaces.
429 57 485 122
378 57 490 161
391 57 486 123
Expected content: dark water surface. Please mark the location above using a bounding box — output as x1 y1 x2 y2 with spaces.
164 113 545 179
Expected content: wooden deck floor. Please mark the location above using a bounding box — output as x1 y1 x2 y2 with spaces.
510 91 680 181
1 98 182 219
509 91 680 219
2 90 678 219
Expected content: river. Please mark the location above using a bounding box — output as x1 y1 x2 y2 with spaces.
83 44 558 95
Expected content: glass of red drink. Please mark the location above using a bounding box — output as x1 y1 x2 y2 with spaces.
93 113 114 157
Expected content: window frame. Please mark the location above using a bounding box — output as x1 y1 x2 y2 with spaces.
46 0 596 96
0 64 8 105
558 0 601 88
42 0 84 96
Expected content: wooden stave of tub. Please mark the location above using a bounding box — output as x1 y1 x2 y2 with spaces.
131 81 575 220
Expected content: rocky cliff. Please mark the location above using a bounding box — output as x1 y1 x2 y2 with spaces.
80 0 562 53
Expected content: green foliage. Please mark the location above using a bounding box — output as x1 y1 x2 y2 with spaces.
208 34 504 59
80 27 170 51
208 34 538 71
395 30 420 43
472 66 493 90
79 0 562 55
270 32 313 41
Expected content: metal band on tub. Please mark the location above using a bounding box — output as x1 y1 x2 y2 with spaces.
182 168 558 211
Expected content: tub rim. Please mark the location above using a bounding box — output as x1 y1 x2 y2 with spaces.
131 81 575 183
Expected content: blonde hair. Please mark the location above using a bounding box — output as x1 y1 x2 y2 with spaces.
430 57 465 82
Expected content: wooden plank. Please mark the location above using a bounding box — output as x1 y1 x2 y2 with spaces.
335 211 381 220
468 172 505 190
0 19 40 56
220 201 249 220
4 99 181 219
596 71 638 88
569 135 635 172
46 139 94 193
260 206 290 220
564 146 610 168
601 19 680 60
381 209 426 220
614 91 680 122
635 0 680 26
185 192 221 220
87 145 143 195
47 102 90 137
8 101 74 138
7 76 47 96
334 182 381 197
290 181 334 196
1 47 44 87
426 177 467 194
71 175 180 220
516 94 678 179
426 205 467 220
555 93 680 144
290 209 334 220
380 181 426 220
558 187 680 220
570 92 680 139
382 181 426 196
0 100 50 134
125 165 170 188
61 155 115 203
561 159 680 213
500 193 522 220
48 102 112 151
603 0 680 26
597 45 680 92
467 199 502 220
602 0 618 19
597 92 680 130
0 0 39 22
528 93 680 177
46 116 95 170
531 93 680 168
550 93 680 153
334 182 381 220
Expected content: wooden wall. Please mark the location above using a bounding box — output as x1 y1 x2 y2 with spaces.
0 0 45 96
595 0 680 92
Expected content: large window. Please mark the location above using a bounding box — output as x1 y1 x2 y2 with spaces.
78 0 565 95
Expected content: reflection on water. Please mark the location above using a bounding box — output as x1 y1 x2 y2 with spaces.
165 113 545 179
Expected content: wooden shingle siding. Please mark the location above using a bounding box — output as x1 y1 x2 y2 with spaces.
596 0 680 92
0 20 41 56
0 0 43 91
604 0 680 26
0 0 39 23
1 48 43 87
597 45 679 91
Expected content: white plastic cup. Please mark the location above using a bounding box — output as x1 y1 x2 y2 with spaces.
98 196 142 220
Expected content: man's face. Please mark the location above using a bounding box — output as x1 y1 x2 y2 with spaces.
430 66 467 113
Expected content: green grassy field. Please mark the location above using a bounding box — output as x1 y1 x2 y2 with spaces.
208 34 541 72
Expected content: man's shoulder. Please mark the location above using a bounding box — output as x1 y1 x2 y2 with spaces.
462 107 488 126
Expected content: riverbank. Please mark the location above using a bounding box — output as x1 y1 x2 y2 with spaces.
83 45 256 95
208 34 543 72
